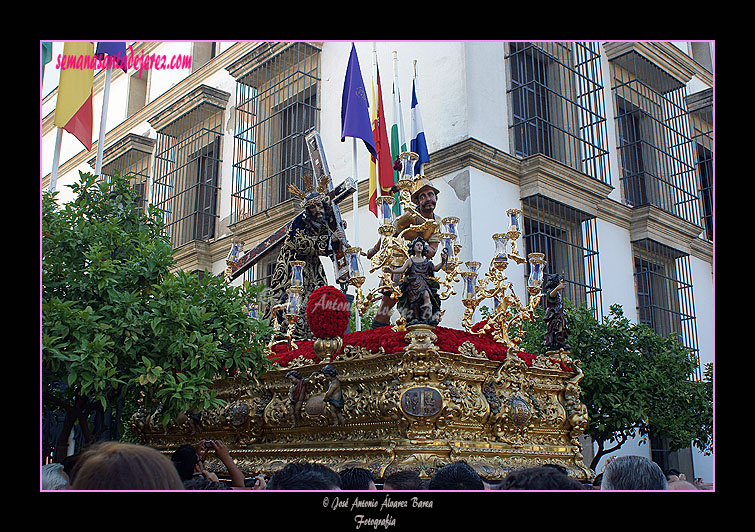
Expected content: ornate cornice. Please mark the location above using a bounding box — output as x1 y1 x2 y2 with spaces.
603 41 713 87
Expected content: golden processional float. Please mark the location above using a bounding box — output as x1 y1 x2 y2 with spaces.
130 140 593 483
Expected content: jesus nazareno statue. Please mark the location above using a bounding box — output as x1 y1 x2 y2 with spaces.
542 273 570 351
388 236 448 326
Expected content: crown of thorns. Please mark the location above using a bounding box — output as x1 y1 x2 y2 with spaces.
288 174 331 209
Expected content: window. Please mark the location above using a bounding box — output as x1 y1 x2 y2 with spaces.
610 51 701 226
88 133 155 212
688 89 713 241
506 42 610 184
230 42 320 223
522 194 603 318
150 85 230 248
192 42 217 73
632 238 700 380
127 69 149 118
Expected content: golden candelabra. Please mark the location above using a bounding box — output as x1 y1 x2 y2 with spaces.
460 208 548 352
266 260 306 351
350 151 463 318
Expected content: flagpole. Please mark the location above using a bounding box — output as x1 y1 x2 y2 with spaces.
413 60 422 176
352 137 360 332
94 66 112 177
50 128 63 192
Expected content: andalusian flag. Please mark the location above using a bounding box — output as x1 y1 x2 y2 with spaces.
368 62 394 217
54 42 95 151
390 54 407 217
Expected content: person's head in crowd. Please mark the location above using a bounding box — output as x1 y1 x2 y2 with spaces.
171 444 200 481
383 470 423 491
340 467 377 490
667 479 699 490
427 461 484 490
70 441 184 490
42 462 69 490
266 461 341 490
600 455 667 490
497 466 585 490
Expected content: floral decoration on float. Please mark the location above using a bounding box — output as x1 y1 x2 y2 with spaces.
268 296 570 372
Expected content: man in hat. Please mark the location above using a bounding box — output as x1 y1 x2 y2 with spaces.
366 178 443 328
263 179 347 340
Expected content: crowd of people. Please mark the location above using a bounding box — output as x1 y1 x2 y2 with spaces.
41 440 712 491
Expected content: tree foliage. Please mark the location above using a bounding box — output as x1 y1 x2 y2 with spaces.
520 301 712 471
42 172 273 460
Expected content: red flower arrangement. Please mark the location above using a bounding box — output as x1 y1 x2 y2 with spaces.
306 285 350 339
268 318 571 372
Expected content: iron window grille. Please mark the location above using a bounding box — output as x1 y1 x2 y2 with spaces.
506 42 611 185
522 194 603 320
610 51 701 227
88 133 155 212
687 89 713 242
151 88 228 248
231 42 320 224
632 238 700 381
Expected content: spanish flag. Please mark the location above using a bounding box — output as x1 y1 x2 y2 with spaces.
368 63 394 216
54 42 94 151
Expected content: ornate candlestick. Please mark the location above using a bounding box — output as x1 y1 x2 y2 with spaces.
283 286 302 349
344 245 370 317
461 208 545 352
266 261 306 352
438 216 462 299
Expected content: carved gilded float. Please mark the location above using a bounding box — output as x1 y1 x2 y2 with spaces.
132 323 592 481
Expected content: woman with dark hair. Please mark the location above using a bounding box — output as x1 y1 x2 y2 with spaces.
389 236 447 326
70 442 184 490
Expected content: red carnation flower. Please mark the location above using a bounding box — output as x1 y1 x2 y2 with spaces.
306 286 350 339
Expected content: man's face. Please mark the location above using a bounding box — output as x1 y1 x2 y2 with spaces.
416 188 437 216
307 200 325 221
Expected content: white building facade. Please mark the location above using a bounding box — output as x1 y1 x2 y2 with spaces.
41 41 714 482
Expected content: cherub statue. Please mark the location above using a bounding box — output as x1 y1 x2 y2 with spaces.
542 273 570 351
286 369 311 428
321 364 345 426
388 236 448 326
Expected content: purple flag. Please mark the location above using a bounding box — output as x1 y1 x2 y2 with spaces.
341 43 376 158
95 42 127 72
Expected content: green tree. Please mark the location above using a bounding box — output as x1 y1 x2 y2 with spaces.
42 172 273 461
520 301 712 471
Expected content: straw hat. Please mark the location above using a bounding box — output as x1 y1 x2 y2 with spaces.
410 177 440 204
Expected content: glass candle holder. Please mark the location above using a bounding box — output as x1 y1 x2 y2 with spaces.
462 271 478 302
441 216 459 238
440 232 456 263
527 252 546 288
290 260 305 288
227 241 243 263
345 246 364 286
507 208 522 238
377 196 396 232
465 261 481 274
492 233 509 269
286 288 301 318
399 151 419 181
